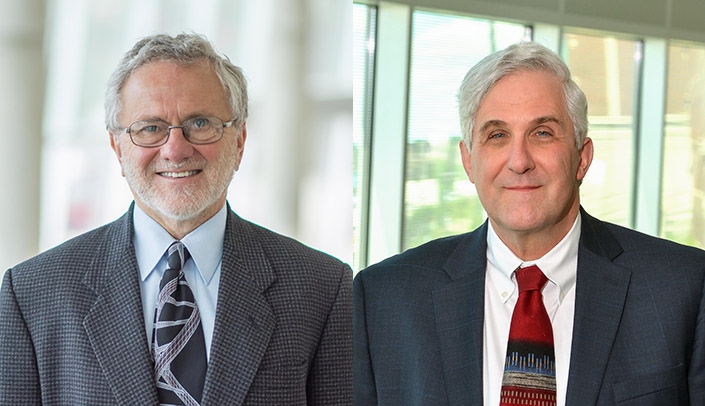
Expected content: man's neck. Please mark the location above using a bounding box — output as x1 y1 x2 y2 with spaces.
490 209 580 261
138 199 226 240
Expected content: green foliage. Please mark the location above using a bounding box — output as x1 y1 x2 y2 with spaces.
403 137 486 250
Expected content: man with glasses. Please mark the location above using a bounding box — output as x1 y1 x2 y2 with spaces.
0 33 351 405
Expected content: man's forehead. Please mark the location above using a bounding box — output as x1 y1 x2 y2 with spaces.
478 115 564 130
127 59 213 80
474 73 566 126
117 60 229 123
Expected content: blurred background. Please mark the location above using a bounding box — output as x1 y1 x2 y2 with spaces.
354 0 705 271
0 0 352 272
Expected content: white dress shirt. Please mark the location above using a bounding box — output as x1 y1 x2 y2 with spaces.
133 204 226 360
483 214 580 406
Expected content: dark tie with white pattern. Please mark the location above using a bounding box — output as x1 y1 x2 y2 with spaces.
153 241 207 405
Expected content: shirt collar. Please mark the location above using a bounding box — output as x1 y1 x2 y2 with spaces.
133 204 227 285
531 214 580 299
486 212 581 301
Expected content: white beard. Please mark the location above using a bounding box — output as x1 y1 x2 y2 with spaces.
122 156 236 222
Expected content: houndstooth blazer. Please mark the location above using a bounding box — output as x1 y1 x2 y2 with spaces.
0 204 352 405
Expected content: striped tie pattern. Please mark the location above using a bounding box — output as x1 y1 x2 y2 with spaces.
500 265 556 406
153 241 207 405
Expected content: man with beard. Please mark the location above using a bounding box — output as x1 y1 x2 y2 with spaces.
0 33 351 405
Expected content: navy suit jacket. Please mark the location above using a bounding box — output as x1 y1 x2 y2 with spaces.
354 209 705 405
0 205 352 405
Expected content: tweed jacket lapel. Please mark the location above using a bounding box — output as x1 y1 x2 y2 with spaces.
82 208 160 404
433 222 488 406
565 209 631 404
201 210 276 405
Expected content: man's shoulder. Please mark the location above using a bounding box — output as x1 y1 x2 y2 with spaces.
228 212 348 273
225 214 350 306
582 211 705 265
9 215 126 277
382 233 472 266
358 227 483 282
606 221 705 259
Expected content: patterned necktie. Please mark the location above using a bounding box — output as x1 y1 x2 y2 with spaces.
500 265 556 406
153 241 207 406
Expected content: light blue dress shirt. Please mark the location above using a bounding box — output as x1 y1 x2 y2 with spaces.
133 204 226 360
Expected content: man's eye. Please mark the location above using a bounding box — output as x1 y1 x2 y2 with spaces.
536 130 551 137
133 123 163 134
192 118 210 129
489 132 506 139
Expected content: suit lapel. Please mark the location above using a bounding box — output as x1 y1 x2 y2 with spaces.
201 211 276 405
82 209 159 404
433 223 488 406
565 210 631 404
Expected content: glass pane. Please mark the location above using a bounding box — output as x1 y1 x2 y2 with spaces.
353 4 376 270
562 33 639 227
661 42 705 248
403 11 528 250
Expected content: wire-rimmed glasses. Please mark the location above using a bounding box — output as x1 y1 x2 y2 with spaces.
119 116 237 147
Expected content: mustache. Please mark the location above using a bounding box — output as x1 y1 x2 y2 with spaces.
151 159 206 172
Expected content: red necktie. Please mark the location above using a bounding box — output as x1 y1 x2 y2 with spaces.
500 265 556 406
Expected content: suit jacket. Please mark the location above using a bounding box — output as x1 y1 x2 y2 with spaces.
0 205 352 405
354 208 705 405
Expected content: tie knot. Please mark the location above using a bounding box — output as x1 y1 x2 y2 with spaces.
166 241 190 271
515 265 548 293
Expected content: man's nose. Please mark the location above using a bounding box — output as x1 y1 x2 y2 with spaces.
159 127 194 160
506 136 535 174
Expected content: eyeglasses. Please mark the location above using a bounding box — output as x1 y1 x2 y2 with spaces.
119 116 237 148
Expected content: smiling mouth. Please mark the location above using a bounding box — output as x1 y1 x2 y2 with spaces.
158 170 201 178
506 185 540 191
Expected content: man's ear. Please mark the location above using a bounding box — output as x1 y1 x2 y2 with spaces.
234 123 247 171
109 131 126 177
576 137 593 182
459 140 475 184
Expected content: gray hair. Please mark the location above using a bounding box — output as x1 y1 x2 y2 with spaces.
105 33 248 130
458 41 588 150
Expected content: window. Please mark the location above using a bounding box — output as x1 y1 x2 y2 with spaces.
661 42 705 248
354 2 705 270
562 32 641 227
353 4 376 269
403 11 529 250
